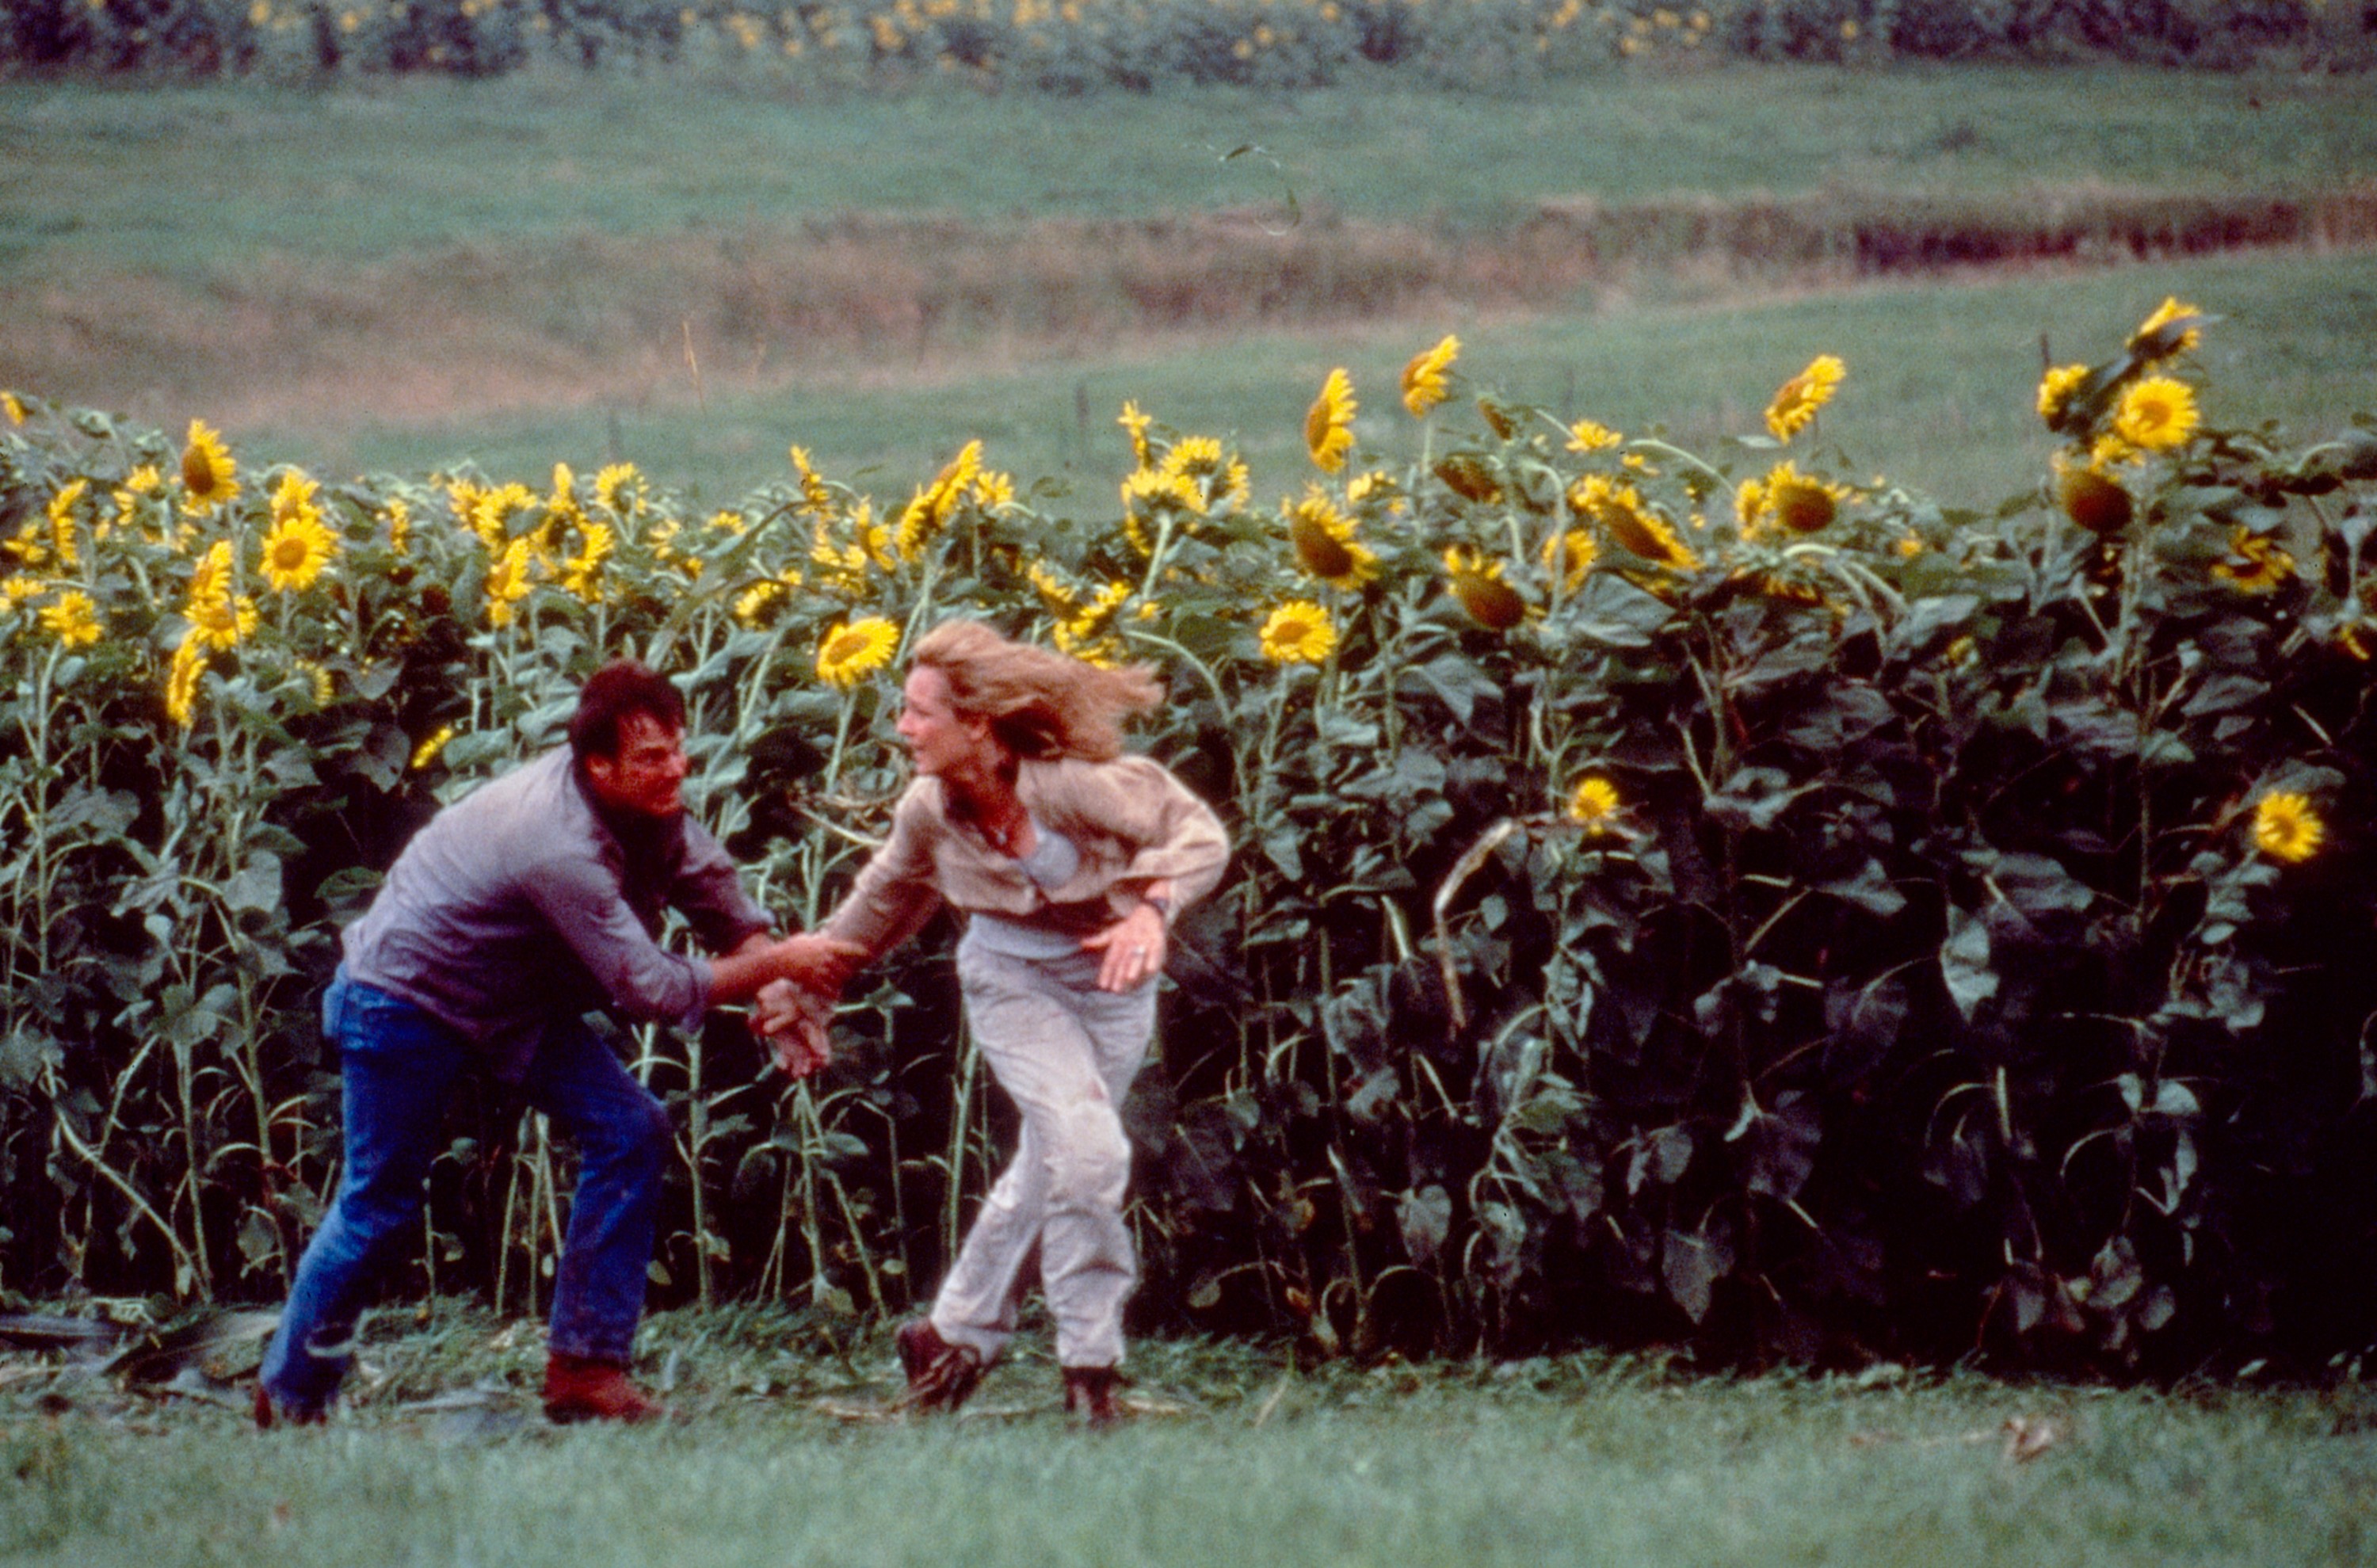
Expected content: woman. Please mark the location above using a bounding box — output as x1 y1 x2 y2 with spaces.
761 619 1228 1425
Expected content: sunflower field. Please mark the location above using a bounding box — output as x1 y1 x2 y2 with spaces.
3 0 2371 84
5 303 2377 1372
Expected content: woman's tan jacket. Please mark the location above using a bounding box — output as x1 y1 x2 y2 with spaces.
822 753 1230 963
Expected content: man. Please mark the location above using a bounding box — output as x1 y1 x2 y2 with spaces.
255 659 855 1427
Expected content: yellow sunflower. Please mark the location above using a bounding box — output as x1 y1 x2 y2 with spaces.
594 462 644 515
2129 296 2203 361
1574 475 1700 570
2036 364 2089 425
1400 336 1459 418
181 420 240 509
46 479 86 570
1118 402 1154 469
816 616 901 687
1305 368 1357 474
2112 376 2200 452
2251 791 2324 864
411 723 456 772
1260 600 1337 665
1444 546 1529 631
385 498 412 555
1543 528 1599 593
2211 528 2295 595
2 391 24 425
261 478 338 593
185 540 257 650
483 537 536 628
39 589 102 648
1566 776 1620 831
1566 418 1623 452
1737 460 1848 536
1286 489 1376 589
789 445 837 516
1765 354 1845 441
164 634 208 728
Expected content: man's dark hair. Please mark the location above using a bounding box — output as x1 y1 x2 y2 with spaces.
569 660 686 761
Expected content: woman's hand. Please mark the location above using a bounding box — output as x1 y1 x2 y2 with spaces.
1082 900 1168 993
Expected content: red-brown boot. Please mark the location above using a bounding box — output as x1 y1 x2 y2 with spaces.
253 1381 326 1430
543 1352 662 1424
1062 1365 1125 1430
893 1318 985 1413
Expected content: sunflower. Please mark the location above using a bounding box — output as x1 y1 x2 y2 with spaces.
1121 466 1206 555
39 589 102 648
1287 490 1376 589
1400 335 1459 417
973 469 1016 509
2251 791 2324 864
1444 546 1528 631
2129 296 2203 361
261 479 338 593
1737 460 1847 536
483 537 536 628
816 616 901 686
595 463 644 516
2112 376 2200 452
385 498 412 555
1260 600 1337 665
180 420 240 509
185 540 257 650
788 446 837 516
1304 368 1357 474
1574 475 1700 570
2211 528 2295 595
1765 354 1845 442
1434 452 1503 504
164 635 208 727
1566 776 1620 831
734 578 786 627
46 479 86 570
1543 528 1599 593
560 522 615 601
2036 364 2089 425
2 391 24 425
1566 418 1623 452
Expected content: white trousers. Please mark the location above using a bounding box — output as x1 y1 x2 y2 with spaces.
932 937 1155 1370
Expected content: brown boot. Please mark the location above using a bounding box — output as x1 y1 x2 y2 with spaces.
893 1318 984 1413
253 1381 326 1430
1062 1365 1124 1429
543 1352 662 1424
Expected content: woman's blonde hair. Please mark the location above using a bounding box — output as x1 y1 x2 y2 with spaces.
914 619 1162 763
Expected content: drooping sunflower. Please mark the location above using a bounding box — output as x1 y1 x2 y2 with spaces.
1737 460 1848 537
1286 489 1376 589
1259 600 1337 666
1434 452 1503 505
2211 528 2295 595
1566 776 1620 831
895 441 984 563
1399 335 1459 417
2112 376 2200 452
39 589 102 648
1120 466 1206 555
181 420 240 509
2251 791 2325 864
2036 363 2090 425
1764 354 1845 442
1574 475 1700 571
1304 368 1357 474
2129 296 2203 361
816 616 901 687
1443 546 1528 631
594 463 644 516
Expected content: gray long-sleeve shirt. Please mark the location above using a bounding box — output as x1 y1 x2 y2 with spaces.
340 747 773 1081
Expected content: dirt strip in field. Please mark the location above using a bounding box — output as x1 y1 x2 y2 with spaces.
6 183 2372 435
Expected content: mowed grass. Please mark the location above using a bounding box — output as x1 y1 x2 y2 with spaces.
307 247 2377 513
4 1308 2375 1568
5 64 2375 277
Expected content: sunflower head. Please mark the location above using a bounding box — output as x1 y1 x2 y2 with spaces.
1399 335 1459 418
181 420 239 508
2112 376 2200 452
1444 546 1528 631
1433 452 1504 505
2211 528 2295 595
816 616 901 687
1287 491 1375 589
2056 458 2135 536
1304 369 1357 474
1260 600 1337 666
2128 296 2205 362
2036 364 2090 427
1543 528 1598 593
2251 790 2325 864
1566 418 1623 453
1475 395 1518 442
1765 354 1845 442
1566 776 1620 831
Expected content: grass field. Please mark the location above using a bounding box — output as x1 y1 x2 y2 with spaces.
6 63 2376 517
4 1307 2375 1568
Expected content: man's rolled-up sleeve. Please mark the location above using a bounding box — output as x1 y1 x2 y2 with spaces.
525 851 714 1032
673 819 776 955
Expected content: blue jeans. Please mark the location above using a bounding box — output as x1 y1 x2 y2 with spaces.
259 969 673 1414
